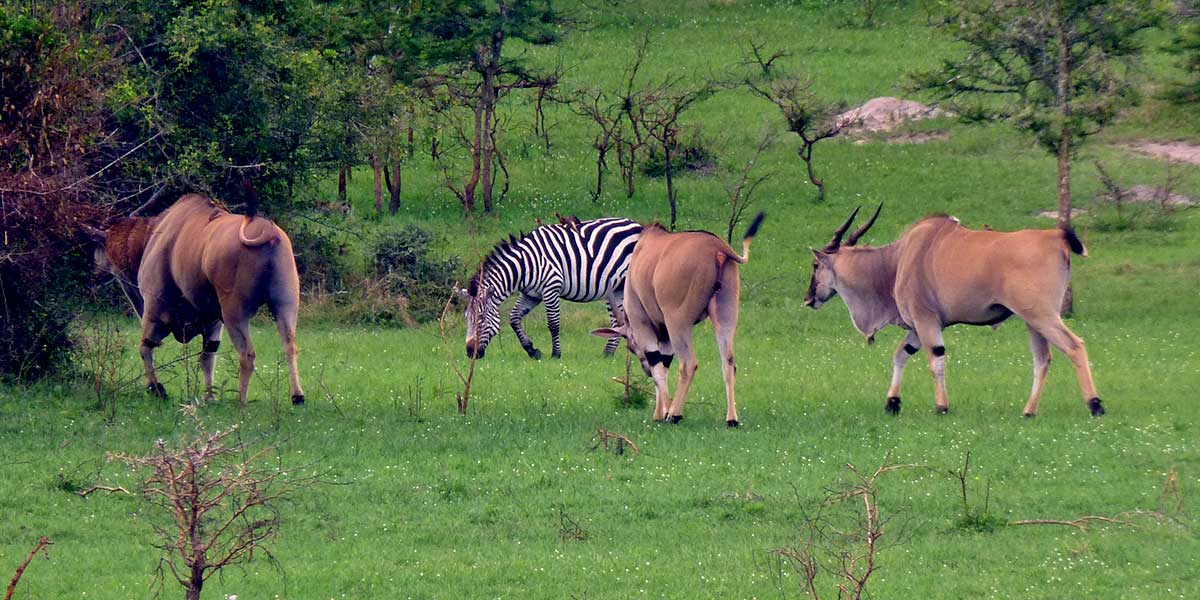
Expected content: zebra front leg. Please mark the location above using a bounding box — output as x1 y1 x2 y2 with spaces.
509 294 543 359
602 293 623 357
544 293 563 359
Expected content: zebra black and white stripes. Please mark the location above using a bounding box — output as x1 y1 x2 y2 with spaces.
464 217 642 360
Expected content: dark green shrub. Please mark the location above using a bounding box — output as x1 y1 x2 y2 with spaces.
373 226 461 323
288 223 350 296
641 129 718 177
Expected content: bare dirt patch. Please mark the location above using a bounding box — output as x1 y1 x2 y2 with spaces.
1125 141 1200 165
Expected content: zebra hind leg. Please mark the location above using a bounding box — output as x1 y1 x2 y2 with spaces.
603 304 621 357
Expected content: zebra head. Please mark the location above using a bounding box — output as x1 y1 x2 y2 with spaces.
464 274 502 359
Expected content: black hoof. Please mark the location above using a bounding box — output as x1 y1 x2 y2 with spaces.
936 406 949 415
1089 397 1105 417
525 347 542 360
1023 412 1037 419
669 415 683 424
147 383 167 399
551 351 562 359
885 397 902 415
292 394 305 405
727 419 740 428
602 349 616 358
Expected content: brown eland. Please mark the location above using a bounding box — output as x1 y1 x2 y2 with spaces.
83 193 304 406
592 213 765 426
803 204 1102 417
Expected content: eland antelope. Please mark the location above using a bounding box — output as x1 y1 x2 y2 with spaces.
804 204 1102 417
84 193 304 406
592 213 765 427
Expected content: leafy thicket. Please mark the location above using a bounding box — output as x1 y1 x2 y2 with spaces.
0 5 119 379
373 227 461 323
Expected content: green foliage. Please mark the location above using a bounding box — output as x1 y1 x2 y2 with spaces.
373 226 462 323
1166 2 1200 103
288 223 351 295
641 128 718 177
101 0 347 209
912 0 1165 154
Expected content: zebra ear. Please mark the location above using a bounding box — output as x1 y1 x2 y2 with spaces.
591 327 626 339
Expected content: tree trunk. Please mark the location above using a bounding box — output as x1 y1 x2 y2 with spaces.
622 142 636 198
370 154 384 215
385 162 402 215
407 123 415 157
186 566 204 600
1056 15 1075 316
801 144 825 202
593 145 607 201
463 100 483 215
481 69 496 213
337 166 347 204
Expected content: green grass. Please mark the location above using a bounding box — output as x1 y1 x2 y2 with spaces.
4 2 1200 598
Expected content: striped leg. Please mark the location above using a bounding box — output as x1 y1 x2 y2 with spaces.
509 293 543 359
602 292 624 357
544 292 563 359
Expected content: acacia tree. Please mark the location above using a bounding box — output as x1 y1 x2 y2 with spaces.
638 78 721 229
110 408 323 600
405 0 569 215
746 73 848 202
1167 1 1200 103
912 0 1162 230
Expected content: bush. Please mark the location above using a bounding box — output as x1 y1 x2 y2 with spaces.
0 5 118 380
641 128 718 177
288 223 351 296
373 226 462 323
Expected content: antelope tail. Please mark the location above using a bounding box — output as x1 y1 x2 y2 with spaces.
1061 225 1087 257
729 212 766 264
239 217 276 247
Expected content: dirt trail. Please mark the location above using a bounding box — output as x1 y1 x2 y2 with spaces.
1126 141 1200 165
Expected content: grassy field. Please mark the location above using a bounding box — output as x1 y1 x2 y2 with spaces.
3 2 1200 598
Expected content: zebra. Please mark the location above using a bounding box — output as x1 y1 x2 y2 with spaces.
464 217 642 360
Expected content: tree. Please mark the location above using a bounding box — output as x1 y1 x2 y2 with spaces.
99 0 348 211
912 0 1163 231
110 408 323 600
404 0 569 215
746 73 848 202
1166 1 1200 103
637 78 721 229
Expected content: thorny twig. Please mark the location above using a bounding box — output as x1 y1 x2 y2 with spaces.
5 537 53 600
590 427 641 456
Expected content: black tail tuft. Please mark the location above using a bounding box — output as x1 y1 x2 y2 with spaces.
241 178 259 220
1062 226 1085 256
744 212 766 240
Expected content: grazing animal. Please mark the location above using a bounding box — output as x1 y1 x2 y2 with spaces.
592 213 765 427
803 204 1103 417
84 194 304 406
465 217 642 360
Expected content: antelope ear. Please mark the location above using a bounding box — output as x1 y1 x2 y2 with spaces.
591 327 626 339
81 224 108 245
811 248 834 266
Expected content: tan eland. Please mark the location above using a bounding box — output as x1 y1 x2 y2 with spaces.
804 204 1102 417
84 193 304 406
592 213 765 426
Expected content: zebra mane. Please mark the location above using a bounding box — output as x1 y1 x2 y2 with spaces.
479 230 530 274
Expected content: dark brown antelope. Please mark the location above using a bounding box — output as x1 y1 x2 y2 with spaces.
84 193 304 407
804 204 1103 417
592 213 765 426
